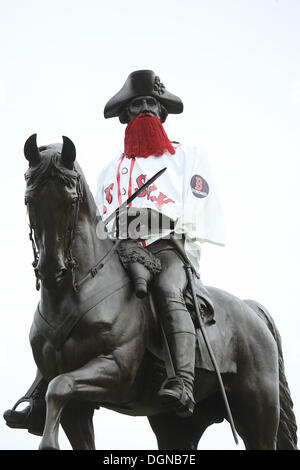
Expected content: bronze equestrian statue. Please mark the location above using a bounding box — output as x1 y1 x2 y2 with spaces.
3 71 297 450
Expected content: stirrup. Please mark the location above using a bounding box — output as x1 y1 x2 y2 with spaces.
158 376 195 417
8 371 45 415
4 395 46 436
158 376 186 401
10 395 34 415
3 373 47 436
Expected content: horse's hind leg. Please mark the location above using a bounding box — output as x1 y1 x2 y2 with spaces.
148 397 224 450
60 400 96 450
230 373 280 450
148 412 203 450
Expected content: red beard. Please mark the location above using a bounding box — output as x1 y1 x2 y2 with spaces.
124 114 175 158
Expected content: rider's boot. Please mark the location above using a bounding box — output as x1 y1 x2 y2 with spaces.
3 372 47 436
157 301 196 417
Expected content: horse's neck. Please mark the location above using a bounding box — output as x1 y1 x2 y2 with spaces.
72 179 111 280
39 171 114 314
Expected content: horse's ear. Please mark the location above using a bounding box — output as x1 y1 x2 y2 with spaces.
61 136 76 170
24 134 41 167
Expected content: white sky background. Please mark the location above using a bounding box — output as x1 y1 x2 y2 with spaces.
0 0 299 450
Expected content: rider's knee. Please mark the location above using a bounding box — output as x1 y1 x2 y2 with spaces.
152 263 186 299
152 282 185 307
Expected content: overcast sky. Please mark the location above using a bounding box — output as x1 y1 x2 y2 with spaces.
0 0 299 450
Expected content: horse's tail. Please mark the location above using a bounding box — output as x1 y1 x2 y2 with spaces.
244 299 298 450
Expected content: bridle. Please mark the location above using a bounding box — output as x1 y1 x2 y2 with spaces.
65 171 83 290
26 169 83 291
26 167 121 292
28 223 40 291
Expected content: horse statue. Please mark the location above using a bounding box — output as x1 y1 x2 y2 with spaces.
19 134 297 450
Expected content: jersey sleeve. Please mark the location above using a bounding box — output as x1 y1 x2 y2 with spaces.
176 146 225 247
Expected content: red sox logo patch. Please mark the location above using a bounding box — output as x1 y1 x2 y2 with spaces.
190 175 209 198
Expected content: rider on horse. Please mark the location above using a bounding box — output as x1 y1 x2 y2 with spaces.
4 69 225 434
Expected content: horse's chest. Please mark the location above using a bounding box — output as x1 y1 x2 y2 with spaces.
33 308 116 380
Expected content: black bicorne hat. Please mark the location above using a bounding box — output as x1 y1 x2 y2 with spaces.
104 70 183 123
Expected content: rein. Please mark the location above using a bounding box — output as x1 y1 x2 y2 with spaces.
26 167 121 292
28 224 41 291
74 238 122 291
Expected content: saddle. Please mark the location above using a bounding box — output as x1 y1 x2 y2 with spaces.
146 287 237 375
185 277 215 327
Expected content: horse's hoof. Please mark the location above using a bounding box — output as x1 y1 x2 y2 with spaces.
39 445 58 451
39 440 59 451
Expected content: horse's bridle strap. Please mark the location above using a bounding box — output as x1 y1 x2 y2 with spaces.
75 238 122 290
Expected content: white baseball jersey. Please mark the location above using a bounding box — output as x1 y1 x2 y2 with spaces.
95 144 225 271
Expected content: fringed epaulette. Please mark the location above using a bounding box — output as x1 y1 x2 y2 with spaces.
117 239 162 275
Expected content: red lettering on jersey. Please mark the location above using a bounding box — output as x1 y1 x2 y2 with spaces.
103 204 107 215
135 174 147 197
147 184 157 199
135 174 174 208
104 183 114 204
150 192 175 210
135 176 157 199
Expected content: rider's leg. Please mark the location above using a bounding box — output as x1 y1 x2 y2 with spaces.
150 243 196 417
117 239 161 298
3 370 47 436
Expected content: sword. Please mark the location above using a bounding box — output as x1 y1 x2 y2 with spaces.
170 234 239 445
103 167 167 227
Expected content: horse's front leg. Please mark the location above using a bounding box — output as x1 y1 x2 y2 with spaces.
39 348 141 450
